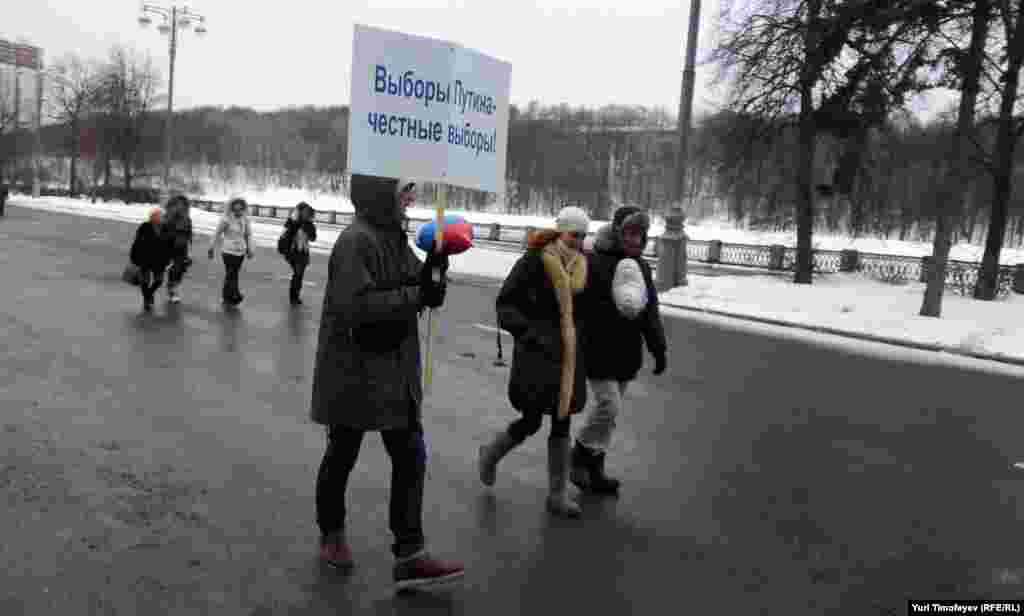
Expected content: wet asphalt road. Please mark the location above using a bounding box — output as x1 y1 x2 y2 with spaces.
2 203 1024 614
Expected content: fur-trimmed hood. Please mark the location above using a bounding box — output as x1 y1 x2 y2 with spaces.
527 228 562 250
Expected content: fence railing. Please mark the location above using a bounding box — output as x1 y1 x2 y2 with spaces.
17 189 1021 296
187 199 1024 296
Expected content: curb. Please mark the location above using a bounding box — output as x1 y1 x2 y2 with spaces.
659 300 1024 370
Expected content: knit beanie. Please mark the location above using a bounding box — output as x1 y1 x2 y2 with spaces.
613 206 651 233
555 206 590 234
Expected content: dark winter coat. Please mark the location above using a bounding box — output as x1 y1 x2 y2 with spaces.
309 174 425 430
580 225 667 381
162 209 193 256
130 222 172 272
497 235 588 416
283 216 317 259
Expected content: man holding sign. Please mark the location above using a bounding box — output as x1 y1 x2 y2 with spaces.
312 23 509 592
310 174 457 591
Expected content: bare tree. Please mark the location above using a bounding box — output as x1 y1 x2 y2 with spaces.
96 46 160 192
711 0 948 283
974 0 1024 300
0 67 23 178
49 53 101 194
920 0 992 316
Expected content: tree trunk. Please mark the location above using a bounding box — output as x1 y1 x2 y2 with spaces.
69 154 78 196
122 156 132 193
794 1 823 284
920 0 990 317
68 119 79 196
975 0 1024 300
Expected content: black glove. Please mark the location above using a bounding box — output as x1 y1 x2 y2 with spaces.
653 351 667 376
420 252 449 309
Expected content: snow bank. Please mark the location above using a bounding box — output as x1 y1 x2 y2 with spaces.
662 273 1024 362
9 195 518 279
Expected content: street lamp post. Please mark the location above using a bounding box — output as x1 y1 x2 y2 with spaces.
138 2 207 202
674 0 701 215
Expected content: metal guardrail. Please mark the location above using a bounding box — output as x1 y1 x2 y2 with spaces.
189 199 1023 296
17 190 1018 294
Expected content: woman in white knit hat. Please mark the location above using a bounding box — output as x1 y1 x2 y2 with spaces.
479 205 591 518
208 197 254 306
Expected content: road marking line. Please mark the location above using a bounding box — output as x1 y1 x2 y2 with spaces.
473 323 512 337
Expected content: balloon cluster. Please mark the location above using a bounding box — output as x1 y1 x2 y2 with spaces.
415 215 474 256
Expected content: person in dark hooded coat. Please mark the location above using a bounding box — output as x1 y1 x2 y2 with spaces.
281 201 317 305
571 205 667 494
309 173 464 592
162 194 193 304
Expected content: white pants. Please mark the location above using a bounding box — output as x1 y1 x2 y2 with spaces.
576 379 629 453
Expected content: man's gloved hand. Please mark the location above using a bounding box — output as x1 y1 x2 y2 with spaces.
653 351 667 376
420 252 450 309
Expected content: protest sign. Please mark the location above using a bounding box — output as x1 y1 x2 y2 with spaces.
348 24 511 194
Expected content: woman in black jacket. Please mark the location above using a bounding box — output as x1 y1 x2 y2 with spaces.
478 206 591 518
281 201 317 305
130 208 172 312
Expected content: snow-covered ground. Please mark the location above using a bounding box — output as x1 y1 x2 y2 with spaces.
10 195 1024 363
662 273 1024 363
8 195 521 277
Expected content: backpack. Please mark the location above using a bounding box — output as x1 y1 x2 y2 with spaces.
277 222 294 257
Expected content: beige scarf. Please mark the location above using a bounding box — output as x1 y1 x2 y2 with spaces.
540 238 587 418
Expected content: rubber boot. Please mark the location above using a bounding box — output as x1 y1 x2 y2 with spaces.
571 441 620 494
478 430 521 487
546 437 581 518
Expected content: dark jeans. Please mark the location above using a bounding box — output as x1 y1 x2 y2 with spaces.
167 251 189 290
507 410 571 442
139 268 165 304
316 409 426 559
289 253 309 301
222 254 244 302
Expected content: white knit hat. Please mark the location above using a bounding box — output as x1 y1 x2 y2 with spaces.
555 206 590 234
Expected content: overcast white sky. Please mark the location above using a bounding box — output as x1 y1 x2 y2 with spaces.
7 0 733 116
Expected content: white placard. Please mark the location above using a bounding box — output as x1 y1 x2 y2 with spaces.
348 24 511 194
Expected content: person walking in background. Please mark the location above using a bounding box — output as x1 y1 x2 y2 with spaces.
162 194 194 304
571 206 667 495
478 205 591 518
309 174 464 592
0 181 8 217
130 207 172 312
208 197 253 306
279 201 318 306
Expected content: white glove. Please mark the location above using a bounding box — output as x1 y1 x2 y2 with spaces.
612 258 648 320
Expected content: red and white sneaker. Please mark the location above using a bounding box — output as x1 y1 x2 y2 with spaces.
319 536 354 570
393 552 465 591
